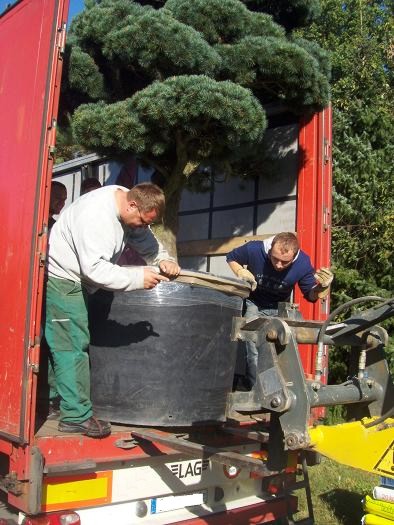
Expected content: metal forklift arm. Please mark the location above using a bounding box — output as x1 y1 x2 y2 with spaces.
230 296 394 476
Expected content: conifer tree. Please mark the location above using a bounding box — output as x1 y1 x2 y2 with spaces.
62 0 330 254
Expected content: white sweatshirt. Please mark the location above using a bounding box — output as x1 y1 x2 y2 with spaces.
48 185 173 292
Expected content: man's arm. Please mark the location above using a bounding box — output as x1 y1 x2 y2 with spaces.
158 259 180 277
303 267 334 302
227 257 257 291
308 267 334 301
127 228 180 277
228 260 245 277
51 210 148 291
296 253 333 303
307 287 321 302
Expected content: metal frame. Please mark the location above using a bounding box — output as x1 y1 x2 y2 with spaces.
295 106 332 380
229 298 394 474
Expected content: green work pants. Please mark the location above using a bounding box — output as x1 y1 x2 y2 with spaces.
45 277 93 423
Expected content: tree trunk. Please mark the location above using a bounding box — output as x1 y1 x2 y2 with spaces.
150 141 190 260
152 186 182 260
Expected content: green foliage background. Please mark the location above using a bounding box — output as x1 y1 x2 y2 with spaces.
297 0 394 378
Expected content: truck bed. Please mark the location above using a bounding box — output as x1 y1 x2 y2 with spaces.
36 417 142 438
33 411 271 478
35 410 269 438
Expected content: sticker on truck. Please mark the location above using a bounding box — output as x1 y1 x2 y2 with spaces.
150 490 208 514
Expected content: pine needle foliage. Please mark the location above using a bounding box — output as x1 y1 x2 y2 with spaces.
73 75 266 175
61 0 330 248
241 0 322 31
164 0 285 44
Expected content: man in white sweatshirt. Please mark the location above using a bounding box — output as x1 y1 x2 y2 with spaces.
45 182 180 438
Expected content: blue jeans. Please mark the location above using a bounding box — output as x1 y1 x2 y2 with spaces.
244 300 278 389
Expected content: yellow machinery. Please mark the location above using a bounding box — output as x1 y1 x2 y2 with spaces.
309 417 393 478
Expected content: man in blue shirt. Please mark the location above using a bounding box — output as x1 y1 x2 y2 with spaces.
227 232 333 389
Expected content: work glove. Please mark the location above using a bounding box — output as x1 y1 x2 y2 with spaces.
237 268 257 291
314 267 334 299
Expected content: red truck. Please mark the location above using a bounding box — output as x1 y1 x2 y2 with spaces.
0 1 340 524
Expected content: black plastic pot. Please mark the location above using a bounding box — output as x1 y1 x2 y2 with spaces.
88 270 248 426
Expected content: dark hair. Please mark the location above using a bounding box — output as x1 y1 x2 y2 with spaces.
81 177 102 195
127 183 165 218
271 232 299 255
51 180 66 191
49 181 67 216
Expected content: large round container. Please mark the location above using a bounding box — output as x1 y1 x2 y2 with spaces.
88 270 249 426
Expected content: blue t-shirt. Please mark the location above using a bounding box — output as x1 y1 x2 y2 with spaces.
226 238 317 308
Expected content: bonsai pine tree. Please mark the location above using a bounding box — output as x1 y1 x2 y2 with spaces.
62 0 330 255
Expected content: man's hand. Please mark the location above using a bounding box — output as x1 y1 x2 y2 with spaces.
159 259 180 277
143 268 169 289
237 268 257 291
315 267 334 287
314 267 334 298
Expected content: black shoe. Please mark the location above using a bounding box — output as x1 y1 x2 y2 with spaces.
47 397 61 420
58 416 111 438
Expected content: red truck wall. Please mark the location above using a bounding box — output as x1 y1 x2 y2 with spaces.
295 107 332 385
0 0 69 443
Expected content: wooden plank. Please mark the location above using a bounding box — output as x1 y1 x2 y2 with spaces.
177 234 274 257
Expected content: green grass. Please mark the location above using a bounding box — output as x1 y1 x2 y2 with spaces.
294 457 378 524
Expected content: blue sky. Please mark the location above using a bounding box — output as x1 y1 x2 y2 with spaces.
68 0 85 23
0 0 84 23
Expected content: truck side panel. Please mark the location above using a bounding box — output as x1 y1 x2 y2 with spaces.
0 0 69 442
295 107 332 384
